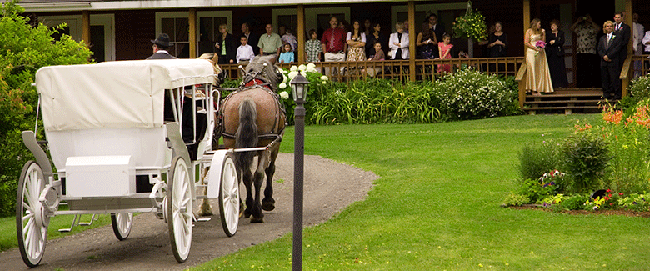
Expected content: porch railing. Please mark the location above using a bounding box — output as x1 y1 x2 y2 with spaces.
219 57 525 82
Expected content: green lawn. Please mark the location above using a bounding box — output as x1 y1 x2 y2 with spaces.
3 114 649 270
193 114 650 270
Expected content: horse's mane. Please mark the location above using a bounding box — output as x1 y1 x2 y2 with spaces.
243 54 280 92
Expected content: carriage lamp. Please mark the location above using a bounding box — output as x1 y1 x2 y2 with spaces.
290 72 309 271
290 73 309 103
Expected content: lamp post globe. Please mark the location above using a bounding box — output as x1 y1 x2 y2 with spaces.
290 73 309 103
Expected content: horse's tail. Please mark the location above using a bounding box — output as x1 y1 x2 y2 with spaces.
235 98 258 170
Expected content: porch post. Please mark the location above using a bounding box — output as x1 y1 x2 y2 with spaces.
520 0 531 107
189 8 197 59
408 0 416 82
81 10 90 46
297 4 306 64
622 0 633 97
522 0 530 35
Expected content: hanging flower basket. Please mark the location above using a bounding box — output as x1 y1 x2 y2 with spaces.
451 1 488 42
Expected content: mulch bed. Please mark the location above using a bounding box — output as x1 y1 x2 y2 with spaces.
510 204 650 218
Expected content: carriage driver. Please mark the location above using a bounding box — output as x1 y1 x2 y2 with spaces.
148 33 176 59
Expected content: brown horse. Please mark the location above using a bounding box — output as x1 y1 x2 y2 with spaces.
220 55 285 223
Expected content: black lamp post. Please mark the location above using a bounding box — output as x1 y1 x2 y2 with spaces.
291 73 308 271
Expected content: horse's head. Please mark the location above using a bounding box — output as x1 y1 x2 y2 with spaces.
242 54 282 92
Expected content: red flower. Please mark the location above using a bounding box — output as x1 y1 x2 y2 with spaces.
606 189 612 193
608 194 613 198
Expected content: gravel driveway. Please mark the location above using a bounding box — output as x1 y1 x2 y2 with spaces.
1 153 377 270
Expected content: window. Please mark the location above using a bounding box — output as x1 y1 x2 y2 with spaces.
157 11 232 58
199 16 228 55
161 17 189 58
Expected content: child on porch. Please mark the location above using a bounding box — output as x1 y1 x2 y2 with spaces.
437 33 453 73
278 43 294 63
364 42 386 77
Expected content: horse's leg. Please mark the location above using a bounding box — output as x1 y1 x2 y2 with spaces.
250 168 265 223
241 168 254 218
262 148 278 211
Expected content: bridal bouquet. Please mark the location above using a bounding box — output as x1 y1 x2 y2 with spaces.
534 40 546 56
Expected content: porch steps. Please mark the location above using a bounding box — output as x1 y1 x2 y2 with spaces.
523 88 608 114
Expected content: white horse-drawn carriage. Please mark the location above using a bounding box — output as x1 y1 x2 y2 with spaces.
17 59 243 267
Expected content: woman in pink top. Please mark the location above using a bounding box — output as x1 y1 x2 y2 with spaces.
437 33 453 73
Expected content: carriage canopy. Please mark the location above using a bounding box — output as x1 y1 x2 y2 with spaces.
35 59 215 132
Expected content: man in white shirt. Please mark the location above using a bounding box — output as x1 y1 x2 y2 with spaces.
236 36 255 63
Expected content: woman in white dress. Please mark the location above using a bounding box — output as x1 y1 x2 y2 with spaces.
525 18 553 95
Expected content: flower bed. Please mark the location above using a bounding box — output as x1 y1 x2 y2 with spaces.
506 98 650 214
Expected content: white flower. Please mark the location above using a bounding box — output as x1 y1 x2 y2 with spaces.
282 74 288 84
321 75 328 81
298 64 307 71
306 66 318 73
277 67 284 74
300 70 307 78
288 71 299 79
307 63 316 69
290 65 298 72
279 83 287 89
279 91 289 99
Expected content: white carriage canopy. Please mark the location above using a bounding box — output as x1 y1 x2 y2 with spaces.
35 59 216 132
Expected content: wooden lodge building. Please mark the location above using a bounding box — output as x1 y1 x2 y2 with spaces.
12 0 650 112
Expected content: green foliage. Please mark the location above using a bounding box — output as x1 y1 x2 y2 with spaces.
518 140 562 181
0 0 91 217
520 177 557 203
501 192 529 207
557 194 590 211
602 104 650 194
628 74 650 103
223 65 519 127
310 79 442 124
617 192 650 212
436 68 520 120
561 128 610 193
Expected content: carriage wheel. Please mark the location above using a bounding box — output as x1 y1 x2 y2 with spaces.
16 161 48 267
111 213 133 241
218 152 239 237
167 156 192 263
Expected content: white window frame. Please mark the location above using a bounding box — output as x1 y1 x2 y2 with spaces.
156 11 232 56
38 14 116 61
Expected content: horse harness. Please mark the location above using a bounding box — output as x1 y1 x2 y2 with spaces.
217 77 286 142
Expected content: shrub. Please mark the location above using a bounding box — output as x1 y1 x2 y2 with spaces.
561 127 610 193
435 67 520 120
628 74 650 103
0 0 91 217
518 139 562 181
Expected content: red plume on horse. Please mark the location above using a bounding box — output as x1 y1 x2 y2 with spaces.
217 54 286 223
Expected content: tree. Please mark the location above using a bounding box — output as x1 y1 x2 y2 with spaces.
0 0 92 217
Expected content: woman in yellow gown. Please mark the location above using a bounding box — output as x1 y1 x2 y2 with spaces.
525 18 554 95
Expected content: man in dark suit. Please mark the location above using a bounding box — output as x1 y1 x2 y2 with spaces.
147 33 176 59
598 21 625 100
427 14 446 43
242 22 259 56
613 12 631 69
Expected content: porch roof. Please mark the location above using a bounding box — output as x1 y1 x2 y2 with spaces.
15 0 432 12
